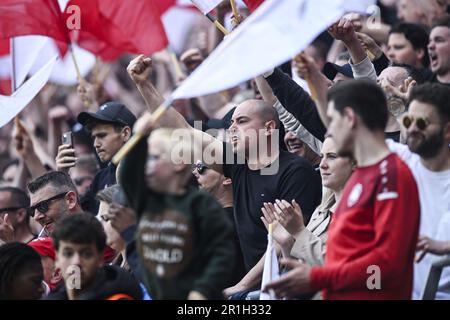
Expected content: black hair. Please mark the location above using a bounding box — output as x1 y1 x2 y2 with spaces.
389 23 430 67
0 186 30 208
28 171 77 195
408 83 450 123
0 242 42 299
52 213 106 253
327 80 388 131
1 159 19 176
432 14 450 30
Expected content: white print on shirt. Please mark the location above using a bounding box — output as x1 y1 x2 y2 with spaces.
138 209 194 278
347 183 363 207
376 159 399 201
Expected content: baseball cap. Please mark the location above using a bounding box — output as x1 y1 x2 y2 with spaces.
77 101 137 129
323 62 354 81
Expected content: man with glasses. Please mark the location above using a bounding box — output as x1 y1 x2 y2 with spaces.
386 83 450 299
192 161 246 283
27 171 83 237
0 186 35 244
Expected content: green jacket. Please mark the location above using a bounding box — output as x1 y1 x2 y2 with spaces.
120 137 237 299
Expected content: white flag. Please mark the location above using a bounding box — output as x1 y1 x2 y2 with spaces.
260 230 279 300
0 56 58 128
190 0 223 14
172 0 375 100
13 36 95 87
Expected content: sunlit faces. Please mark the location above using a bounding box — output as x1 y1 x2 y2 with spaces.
403 100 447 158
325 101 355 158
428 26 450 76
55 241 103 290
319 138 354 191
387 33 424 68
91 124 128 163
30 186 71 234
96 201 124 252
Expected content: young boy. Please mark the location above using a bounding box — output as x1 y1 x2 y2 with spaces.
46 214 142 300
120 127 237 299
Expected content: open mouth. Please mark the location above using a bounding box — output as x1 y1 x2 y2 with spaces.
429 53 438 66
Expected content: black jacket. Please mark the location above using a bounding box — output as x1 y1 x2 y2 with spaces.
265 68 327 142
81 163 117 214
45 265 142 300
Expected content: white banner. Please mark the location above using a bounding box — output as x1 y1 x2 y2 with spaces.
0 56 58 128
172 0 375 100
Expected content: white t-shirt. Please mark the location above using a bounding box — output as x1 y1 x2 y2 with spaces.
387 140 450 299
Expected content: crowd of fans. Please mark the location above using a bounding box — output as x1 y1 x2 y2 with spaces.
0 0 450 300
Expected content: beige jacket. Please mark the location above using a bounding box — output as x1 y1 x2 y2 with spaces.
290 191 335 266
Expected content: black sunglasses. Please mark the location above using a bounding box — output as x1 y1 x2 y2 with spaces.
194 163 209 175
29 192 68 217
402 115 429 131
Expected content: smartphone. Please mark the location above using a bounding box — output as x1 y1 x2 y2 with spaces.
62 131 73 148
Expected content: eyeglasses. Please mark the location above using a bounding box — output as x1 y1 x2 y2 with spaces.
194 162 209 175
29 192 68 217
402 115 429 131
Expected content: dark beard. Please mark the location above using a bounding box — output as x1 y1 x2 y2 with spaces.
407 129 445 159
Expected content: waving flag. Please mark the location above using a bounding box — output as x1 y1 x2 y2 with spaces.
0 56 58 128
0 0 69 43
171 0 375 100
66 0 169 61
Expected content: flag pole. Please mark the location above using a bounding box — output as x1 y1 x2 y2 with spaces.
10 38 17 92
68 44 84 82
230 0 239 19
112 98 173 165
169 52 185 81
205 13 230 35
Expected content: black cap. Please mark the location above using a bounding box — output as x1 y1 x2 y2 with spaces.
323 62 354 81
77 102 136 129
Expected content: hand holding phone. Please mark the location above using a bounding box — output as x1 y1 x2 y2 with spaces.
62 131 73 148
56 132 76 172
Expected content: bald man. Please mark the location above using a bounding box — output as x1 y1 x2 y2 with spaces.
128 56 322 275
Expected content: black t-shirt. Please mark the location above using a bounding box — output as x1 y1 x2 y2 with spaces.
222 143 322 271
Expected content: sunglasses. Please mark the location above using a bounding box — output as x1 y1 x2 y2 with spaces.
194 163 209 175
402 115 429 131
29 192 68 217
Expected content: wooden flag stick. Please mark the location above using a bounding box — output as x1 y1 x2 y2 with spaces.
204 13 230 35
112 99 172 165
366 49 375 61
69 44 84 82
230 0 239 19
169 52 185 80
